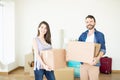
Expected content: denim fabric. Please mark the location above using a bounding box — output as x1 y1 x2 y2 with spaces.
78 29 106 54
78 29 106 66
34 69 56 80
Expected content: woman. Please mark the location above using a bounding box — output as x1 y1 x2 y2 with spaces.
32 21 56 80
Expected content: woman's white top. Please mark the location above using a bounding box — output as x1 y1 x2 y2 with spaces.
34 37 52 70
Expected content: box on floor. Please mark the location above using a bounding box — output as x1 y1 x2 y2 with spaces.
30 67 74 80
24 52 33 73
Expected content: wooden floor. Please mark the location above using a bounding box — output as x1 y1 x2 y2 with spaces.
0 67 120 80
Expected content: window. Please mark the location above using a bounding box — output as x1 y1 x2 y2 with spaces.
0 1 15 65
0 2 4 64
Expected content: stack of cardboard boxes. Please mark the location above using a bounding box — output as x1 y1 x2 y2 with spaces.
24 41 100 80
25 49 74 80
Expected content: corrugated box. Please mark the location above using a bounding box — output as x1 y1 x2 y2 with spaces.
41 49 67 70
66 41 101 64
29 67 74 80
24 53 33 73
54 67 74 80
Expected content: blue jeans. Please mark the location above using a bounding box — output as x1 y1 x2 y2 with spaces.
34 69 56 80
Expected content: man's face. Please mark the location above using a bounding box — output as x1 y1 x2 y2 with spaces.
85 18 96 30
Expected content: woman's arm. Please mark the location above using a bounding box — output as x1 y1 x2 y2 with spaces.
32 38 51 70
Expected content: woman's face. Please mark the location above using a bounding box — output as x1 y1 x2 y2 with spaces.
39 24 47 35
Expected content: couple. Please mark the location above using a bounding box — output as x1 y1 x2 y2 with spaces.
32 15 106 80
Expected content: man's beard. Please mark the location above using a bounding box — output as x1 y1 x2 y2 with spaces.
86 24 95 30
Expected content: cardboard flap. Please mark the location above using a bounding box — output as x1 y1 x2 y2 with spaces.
94 43 101 57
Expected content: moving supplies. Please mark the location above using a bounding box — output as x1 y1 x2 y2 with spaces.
54 67 74 80
25 53 33 73
41 49 67 70
66 41 101 64
29 67 74 80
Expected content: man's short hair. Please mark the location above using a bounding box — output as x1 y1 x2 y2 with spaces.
86 15 96 22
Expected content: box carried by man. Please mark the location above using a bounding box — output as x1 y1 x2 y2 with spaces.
66 41 101 64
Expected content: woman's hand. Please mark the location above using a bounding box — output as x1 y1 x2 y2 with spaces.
42 64 53 71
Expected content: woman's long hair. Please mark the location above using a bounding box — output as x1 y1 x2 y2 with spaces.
37 21 51 44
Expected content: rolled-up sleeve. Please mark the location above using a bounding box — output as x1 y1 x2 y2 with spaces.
97 33 106 54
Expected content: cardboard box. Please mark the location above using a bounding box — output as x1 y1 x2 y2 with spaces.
66 41 101 64
30 67 74 80
41 49 67 70
54 67 74 80
24 53 34 73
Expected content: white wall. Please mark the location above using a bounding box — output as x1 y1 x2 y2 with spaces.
14 0 120 70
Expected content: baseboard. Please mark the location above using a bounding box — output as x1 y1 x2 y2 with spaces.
112 70 120 73
0 72 9 75
8 66 24 74
0 66 24 75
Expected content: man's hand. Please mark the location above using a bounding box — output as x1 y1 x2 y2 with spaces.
90 51 104 65
90 57 100 65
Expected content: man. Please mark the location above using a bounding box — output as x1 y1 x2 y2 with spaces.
78 15 106 80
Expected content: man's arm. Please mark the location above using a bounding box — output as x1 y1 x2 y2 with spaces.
92 51 104 65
